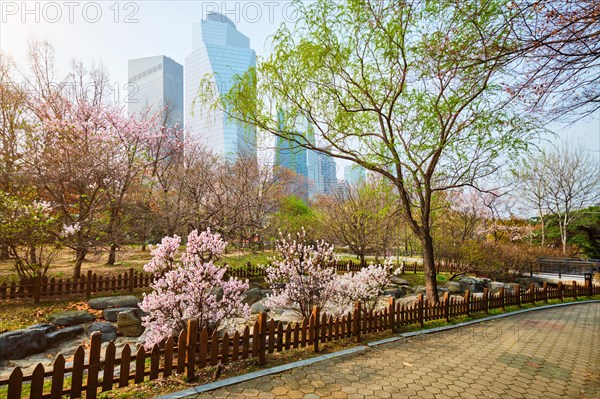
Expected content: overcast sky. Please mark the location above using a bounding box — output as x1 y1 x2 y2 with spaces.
1 0 598 178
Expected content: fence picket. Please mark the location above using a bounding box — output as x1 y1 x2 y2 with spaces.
103 342 116 392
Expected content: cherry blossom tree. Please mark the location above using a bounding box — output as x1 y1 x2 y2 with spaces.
263 230 337 318
140 228 249 349
331 259 398 314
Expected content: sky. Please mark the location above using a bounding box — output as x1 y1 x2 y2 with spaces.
1 0 598 179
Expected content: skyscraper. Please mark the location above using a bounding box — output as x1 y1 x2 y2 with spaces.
275 111 309 199
128 55 183 128
344 164 366 187
185 12 256 158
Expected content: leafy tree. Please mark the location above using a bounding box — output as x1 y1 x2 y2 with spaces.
0 191 61 278
273 195 319 237
316 178 400 265
204 0 535 302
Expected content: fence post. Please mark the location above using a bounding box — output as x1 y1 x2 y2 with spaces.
33 276 41 303
257 312 267 366
543 282 548 303
311 306 320 353
483 288 489 314
86 332 102 399
558 281 563 302
128 268 134 293
529 262 533 277
86 270 92 299
499 287 505 311
388 297 396 332
413 263 417 274
353 301 361 342
530 283 536 305
572 281 578 300
464 290 470 316
443 292 450 322
515 284 521 308
417 294 424 328
186 319 198 382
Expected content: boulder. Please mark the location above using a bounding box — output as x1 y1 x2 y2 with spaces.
88 295 140 310
242 288 263 306
275 310 302 324
87 322 117 342
458 277 485 293
117 309 144 337
412 285 427 295
445 281 462 294
27 323 57 334
211 287 224 302
250 299 270 314
396 285 414 297
390 276 410 286
46 325 84 347
0 329 47 360
489 282 512 295
48 310 95 326
103 307 138 322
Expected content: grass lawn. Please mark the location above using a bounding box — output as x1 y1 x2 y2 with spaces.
0 247 276 284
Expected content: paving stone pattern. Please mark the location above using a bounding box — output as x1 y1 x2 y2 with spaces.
190 303 600 399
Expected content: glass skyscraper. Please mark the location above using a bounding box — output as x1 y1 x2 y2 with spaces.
128 55 183 128
185 12 257 158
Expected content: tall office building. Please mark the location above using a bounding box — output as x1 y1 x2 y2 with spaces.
344 164 366 187
185 12 256 158
128 55 183 128
318 152 338 196
275 111 309 199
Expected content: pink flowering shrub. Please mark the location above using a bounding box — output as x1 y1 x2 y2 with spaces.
331 259 398 314
140 229 249 349
263 230 337 318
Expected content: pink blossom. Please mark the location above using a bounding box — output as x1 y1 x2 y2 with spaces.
140 229 249 349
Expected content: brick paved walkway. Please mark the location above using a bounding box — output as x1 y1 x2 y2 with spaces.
190 304 600 399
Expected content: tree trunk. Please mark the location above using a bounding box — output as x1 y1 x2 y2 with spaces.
420 232 439 303
0 244 9 261
73 248 87 279
107 243 118 265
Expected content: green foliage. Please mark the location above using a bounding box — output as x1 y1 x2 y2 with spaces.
273 195 319 236
541 206 600 258
0 190 61 277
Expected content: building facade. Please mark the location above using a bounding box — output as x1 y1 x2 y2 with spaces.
185 12 256 158
128 55 183 128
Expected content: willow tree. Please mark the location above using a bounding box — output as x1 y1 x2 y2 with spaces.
202 0 536 302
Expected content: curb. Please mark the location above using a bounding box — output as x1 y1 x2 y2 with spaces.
156 299 600 398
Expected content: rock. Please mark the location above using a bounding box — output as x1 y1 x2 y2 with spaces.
0 329 47 360
27 324 57 334
211 287 224 302
445 281 462 294
103 307 137 322
250 299 270 314
390 276 410 286
275 310 302 324
260 289 273 297
87 322 117 342
242 288 263 306
458 277 485 293
412 285 427 295
489 282 512 295
46 325 84 346
48 310 95 326
88 295 140 310
396 285 414 297
117 310 144 337
384 288 401 298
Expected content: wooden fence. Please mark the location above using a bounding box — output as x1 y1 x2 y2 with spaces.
2 280 598 399
0 269 154 303
0 260 485 303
